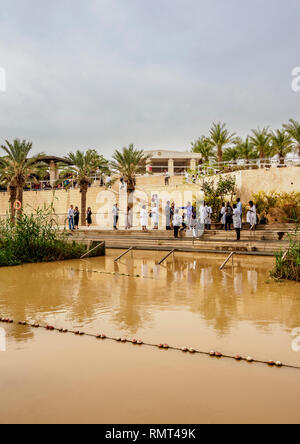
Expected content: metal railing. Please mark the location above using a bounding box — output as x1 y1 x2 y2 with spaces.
196 157 300 176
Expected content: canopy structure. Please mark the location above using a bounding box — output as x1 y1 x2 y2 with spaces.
38 156 72 181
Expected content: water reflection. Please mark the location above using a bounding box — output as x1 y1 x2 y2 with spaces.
0 251 300 347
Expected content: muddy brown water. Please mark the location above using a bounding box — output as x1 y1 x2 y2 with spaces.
0 250 300 424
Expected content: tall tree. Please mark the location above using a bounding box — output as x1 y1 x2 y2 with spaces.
223 147 240 163
63 150 107 226
283 119 300 157
249 127 272 166
111 144 149 205
270 129 294 165
191 136 215 162
0 139 45 223
234 137 258 161
209 122 235 165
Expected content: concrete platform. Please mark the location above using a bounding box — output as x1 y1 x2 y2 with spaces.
67 227 295 256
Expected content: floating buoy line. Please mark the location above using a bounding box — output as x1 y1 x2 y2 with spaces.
1 316 299 371
71 268 157 280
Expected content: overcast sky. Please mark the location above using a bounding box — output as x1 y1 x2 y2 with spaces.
0 0 299 157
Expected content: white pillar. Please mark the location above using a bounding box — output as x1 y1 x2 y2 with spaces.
168 159 174 176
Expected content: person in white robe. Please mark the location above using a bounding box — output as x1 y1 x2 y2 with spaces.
151 204 159 229
233 204 242 241
220 203 226 229
247 201 257 230
140 206 148 231
204 204 213 230
199 203 206 227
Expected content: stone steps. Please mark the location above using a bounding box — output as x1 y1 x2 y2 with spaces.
69 234 288 254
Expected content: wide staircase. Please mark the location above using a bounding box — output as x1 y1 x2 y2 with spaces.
69 225 298 256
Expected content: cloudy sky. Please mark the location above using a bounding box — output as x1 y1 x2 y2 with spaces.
0 0 299 157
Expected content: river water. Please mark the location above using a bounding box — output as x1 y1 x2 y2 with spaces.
0 250 300 424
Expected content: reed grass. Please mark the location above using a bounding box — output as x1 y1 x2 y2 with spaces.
0 208 86 267
272 227 300 281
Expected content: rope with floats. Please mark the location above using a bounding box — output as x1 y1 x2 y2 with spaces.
1 317 299 371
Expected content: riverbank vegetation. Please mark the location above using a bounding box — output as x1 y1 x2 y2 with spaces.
0 208 86 267
252 191 300 224
272 229 300 281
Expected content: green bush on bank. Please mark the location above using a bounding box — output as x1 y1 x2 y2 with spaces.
272 229 300 281
0 209 86 267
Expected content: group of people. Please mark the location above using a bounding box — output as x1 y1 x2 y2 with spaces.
67 205 92 231
220 199 257 241
67 198 258 241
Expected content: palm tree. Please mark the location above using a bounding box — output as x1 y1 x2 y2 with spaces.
111 144 149 205
63 150 107 226
269 129 294 165
191 136 215 162
234 137 258 162
249 127 272 167
223 147 240 164
209 122 236 165
0 139 45 223
283 119 300 157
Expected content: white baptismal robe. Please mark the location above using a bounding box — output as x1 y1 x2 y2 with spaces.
247 206 257 226
140 209 148 226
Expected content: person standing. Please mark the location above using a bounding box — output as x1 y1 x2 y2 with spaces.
247 201 257 230
173 209 182 238
140 205 148 231
205 203 213 230
74 206 80 230
237 198 243 229
68 205 75 231
225 202 233 231
180 202 193 229
125 206 132 230
190 207 197 237
220 203 226 230
113 204 119 230
233 204 242 241
86 207 92 228
151 203 159 230
199 202 206 231
170 202 175 229
165 201 171 230
164 170 170 186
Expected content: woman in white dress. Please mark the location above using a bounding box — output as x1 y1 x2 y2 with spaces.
247 201 257 230
151 204 159 230
140 205 148 231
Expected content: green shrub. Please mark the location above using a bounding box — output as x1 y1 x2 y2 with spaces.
252 191 300 223
0 208 86 267
271 228 300 281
